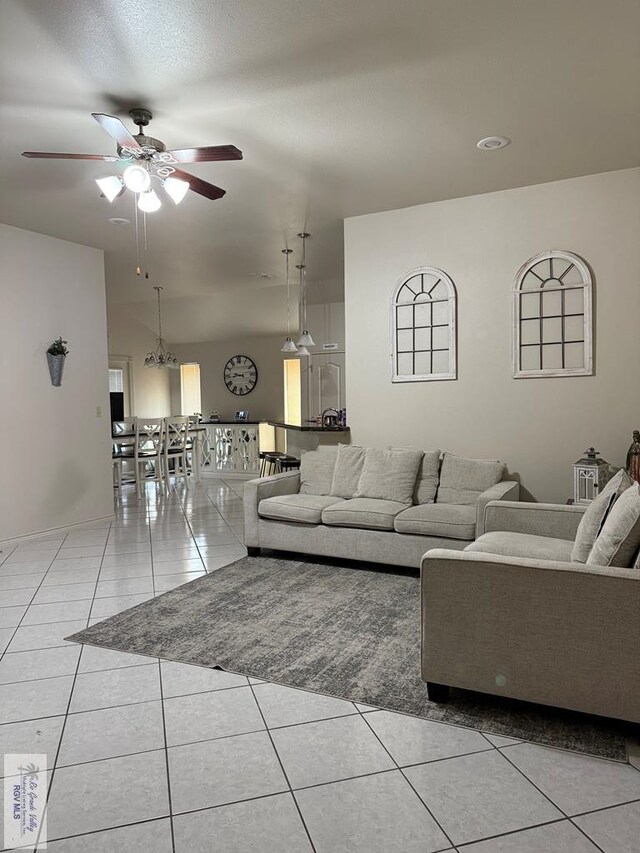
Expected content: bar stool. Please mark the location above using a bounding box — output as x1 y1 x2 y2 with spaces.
277 456 300 472
261 451 286 476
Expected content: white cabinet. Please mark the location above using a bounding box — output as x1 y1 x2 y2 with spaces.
201 423 260 475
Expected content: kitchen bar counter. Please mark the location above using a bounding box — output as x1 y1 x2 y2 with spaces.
268 421 350 433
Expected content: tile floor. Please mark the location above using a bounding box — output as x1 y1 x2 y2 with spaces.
0 478 639 851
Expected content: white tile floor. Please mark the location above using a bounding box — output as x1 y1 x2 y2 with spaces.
0 478 639 851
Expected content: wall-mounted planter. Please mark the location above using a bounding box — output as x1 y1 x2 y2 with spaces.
47 352 66 386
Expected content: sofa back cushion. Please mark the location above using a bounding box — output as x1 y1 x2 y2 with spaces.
299 446 339 496
587 483 640 568
414 450 442 504
437 453 504 505
354 447 424 505
571 469 632 562
330 444 367 499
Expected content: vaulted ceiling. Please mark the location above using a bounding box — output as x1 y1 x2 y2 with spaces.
1 0 638 342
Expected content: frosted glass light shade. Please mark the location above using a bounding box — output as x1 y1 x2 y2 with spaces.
96 176 123 202
297 330 315 347
164 177 189 204
123 164 151 193
297 345 310 357
138 189 161 213
281 337 298 353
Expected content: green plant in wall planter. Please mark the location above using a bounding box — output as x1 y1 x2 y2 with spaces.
47 337 69 386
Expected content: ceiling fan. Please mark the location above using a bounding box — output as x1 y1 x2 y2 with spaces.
22 108 242 207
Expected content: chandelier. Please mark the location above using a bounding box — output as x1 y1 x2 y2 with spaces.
144 286 179 369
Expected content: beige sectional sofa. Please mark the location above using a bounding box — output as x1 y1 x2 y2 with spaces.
422 471 640 721
244 445 519 568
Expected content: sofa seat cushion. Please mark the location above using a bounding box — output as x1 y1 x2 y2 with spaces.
259 494 344 525
322 498 407 531
394 503 476 540
465 531 574 562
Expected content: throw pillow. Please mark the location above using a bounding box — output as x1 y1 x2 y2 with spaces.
330 444 367 499
354 447 424 505
299 446 339 496
587 483 640 568
414 450 442 504
571 469 632 563
437 453 504 505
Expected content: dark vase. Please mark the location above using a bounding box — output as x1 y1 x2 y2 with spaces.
626 430 640 484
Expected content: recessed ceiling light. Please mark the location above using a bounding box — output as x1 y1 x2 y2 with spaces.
108 217 130 226
250 272 275 280
477 136 511 150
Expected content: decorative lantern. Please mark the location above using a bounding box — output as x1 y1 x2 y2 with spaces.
573 447 611 504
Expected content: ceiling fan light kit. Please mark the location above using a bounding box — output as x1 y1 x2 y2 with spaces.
122 163 151 192
163 176 189 205
96 175 124 202
138 188 161 213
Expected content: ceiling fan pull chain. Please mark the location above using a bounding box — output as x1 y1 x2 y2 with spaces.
134 195 141 277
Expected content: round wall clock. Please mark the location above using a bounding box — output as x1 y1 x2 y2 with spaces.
223 355 258 396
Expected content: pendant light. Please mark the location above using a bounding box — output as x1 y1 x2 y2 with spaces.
296 231 315 350
280 248 298 353
144 286 179 368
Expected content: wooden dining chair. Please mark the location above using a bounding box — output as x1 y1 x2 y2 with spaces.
163 416 190 490
112 417 137 486
134 419 164 494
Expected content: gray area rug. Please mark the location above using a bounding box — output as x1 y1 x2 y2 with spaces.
67 555 629 760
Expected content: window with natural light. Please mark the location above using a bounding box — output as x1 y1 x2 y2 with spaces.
283 358 301 426
108 368 124 392
180 363 202 415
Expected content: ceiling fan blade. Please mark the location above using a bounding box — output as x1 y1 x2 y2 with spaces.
166 145 243 163
172 168 226 200
22 151 119 161
91 113 141 150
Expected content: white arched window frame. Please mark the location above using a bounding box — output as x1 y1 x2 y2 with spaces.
391 266 457 382
513 250 593 378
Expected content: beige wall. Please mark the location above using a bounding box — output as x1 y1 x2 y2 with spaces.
344 168 640 503
0 224 113 540
168 335 287 422
168 303 346 423
107 305 172 418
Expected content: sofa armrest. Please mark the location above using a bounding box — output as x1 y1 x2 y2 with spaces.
421 549 640 721
475 481 520 537
483 500 585 540
243 471 300 547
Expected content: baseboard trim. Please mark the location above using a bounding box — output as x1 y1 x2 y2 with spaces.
0 514 116 548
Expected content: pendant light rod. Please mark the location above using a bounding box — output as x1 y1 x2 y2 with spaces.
296 231 315 349
281 248 298 353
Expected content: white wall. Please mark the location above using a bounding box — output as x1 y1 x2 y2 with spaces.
107 305 172 417
0 224 113 540
344 169 640 503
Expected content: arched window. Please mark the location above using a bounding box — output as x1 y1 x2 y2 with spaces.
513 250 592 378
391 266 457 382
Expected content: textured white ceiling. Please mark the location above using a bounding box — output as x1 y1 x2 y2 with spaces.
1 0 638 342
